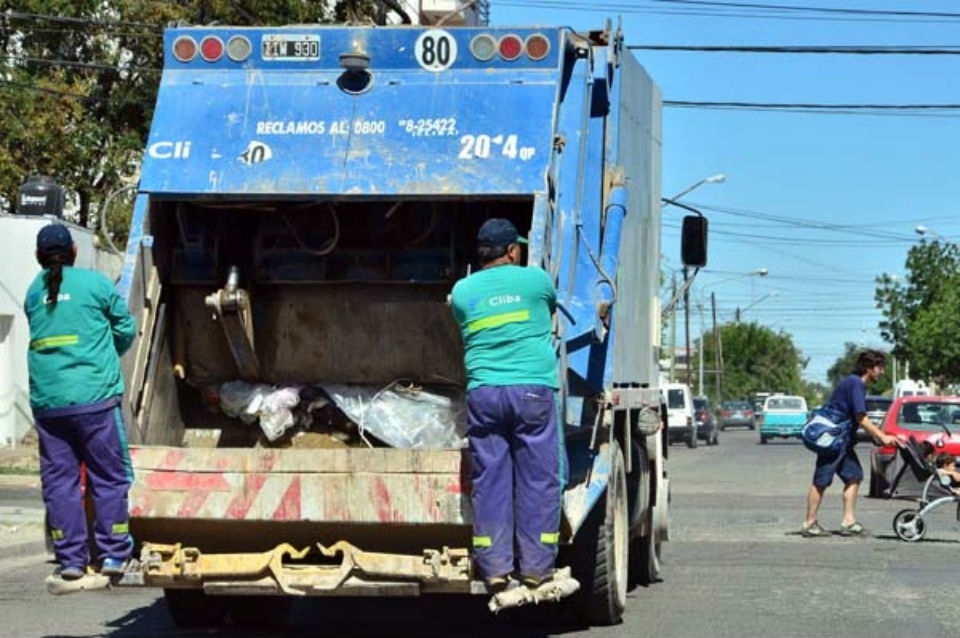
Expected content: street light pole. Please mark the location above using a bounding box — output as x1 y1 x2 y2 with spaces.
684 267 692 387
736 291 779 322
670 173 726 202
712 292 720 398
915 225 943 240
666 173 727 387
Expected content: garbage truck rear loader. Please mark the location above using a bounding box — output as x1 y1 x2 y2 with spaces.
117 19 706 627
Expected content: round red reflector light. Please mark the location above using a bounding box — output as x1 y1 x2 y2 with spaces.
172 36 197 63
498 35 523 61
525 34 550 61
470 34 497 61
199 36 224 62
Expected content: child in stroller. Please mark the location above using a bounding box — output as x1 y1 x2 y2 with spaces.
891 436 960 541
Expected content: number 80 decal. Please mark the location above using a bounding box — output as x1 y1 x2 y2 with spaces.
415 29 458 72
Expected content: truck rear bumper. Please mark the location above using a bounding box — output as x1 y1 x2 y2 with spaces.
120 540 486 596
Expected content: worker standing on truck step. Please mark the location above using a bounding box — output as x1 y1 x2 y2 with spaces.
24 223 137 590
450 218 569 598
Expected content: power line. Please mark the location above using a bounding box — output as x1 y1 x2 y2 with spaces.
664 102 960 118
497 0 960 23
0 78 154 107
0 53 160 74
646 0 960 20
5 11 162 30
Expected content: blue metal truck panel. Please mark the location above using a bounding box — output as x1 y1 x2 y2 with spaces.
140 27 563 196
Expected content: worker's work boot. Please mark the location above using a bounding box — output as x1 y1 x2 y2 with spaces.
527 566 580 603
487 579 534 614
45 566 110 595
487 567 580 614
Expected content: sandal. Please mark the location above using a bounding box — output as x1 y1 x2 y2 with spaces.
800 521 827 537
840 521 870 537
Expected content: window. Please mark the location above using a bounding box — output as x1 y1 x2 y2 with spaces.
898 402 960 431
667 389 687 409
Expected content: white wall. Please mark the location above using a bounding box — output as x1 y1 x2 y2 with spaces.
0 214 122 447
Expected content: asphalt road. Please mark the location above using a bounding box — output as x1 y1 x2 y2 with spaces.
4 429 960 637
0 485 41 505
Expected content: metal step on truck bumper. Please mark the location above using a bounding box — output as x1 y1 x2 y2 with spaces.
118 540 490 596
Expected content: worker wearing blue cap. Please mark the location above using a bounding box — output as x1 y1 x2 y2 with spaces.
450 218 565 593
24 223 136 585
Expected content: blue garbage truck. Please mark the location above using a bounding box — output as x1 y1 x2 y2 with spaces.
116 18 707 627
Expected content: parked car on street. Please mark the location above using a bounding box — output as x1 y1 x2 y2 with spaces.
869 395 960 497
663 382 697 448
719 400 755 430
693 397 719 445
759 394 808 444
858 395 893 442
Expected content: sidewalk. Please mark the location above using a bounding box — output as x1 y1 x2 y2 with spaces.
0 440 49 562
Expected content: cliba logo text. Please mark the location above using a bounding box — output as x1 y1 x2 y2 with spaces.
148 141 192 159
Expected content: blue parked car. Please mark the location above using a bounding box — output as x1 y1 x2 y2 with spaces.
759 395 809 444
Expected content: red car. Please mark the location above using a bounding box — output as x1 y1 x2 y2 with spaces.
869 395 960 498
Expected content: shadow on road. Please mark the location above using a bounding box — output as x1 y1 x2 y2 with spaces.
93 594 592 638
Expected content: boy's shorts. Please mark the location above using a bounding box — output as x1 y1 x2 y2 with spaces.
813 447 863 488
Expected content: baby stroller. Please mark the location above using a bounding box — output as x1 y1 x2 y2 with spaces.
890 435 960 542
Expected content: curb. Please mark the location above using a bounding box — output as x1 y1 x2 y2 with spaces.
0 474 41 488
0 539 50 562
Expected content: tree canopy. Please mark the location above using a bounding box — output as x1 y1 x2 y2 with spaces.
1 1 379 244
875 238 960 385
825 342 892 394
697 321 815 405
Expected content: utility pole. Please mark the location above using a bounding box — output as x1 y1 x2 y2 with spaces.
670 272 678 382
712 291 720 399
684 267 692 387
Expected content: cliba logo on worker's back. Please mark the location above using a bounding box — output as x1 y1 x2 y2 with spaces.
488 294 521 306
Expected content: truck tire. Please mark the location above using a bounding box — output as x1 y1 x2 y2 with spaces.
163 589 227 628
569 441 628 626
686 427 697 448
627 443 661 588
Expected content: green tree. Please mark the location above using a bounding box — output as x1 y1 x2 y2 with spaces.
825 342 893 394
876 238 960 385
699 321 807 404
1 1 366 243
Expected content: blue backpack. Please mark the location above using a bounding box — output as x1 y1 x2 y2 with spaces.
801 406 851 456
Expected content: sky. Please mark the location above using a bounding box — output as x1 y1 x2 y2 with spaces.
489 0 960 385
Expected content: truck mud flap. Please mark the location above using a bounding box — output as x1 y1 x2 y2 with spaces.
123 540 478 596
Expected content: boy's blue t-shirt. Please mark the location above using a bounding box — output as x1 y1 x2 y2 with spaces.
827 374 868 423
450 264 558 391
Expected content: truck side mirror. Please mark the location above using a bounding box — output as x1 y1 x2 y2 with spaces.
681 215 708 268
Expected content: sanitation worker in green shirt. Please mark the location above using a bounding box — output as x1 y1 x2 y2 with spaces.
449 218 566 594
24 223 136 587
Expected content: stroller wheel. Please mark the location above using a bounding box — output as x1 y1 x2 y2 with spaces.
893 509 926 542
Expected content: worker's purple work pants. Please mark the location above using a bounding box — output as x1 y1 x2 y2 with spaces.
466 385 564 581
34 397 133 569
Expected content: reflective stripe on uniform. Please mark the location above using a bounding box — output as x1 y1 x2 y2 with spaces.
29 334 79 350
111 522 129 535
540 532 560 545
467 310 530 333
50 528 64 540
473 535 492 548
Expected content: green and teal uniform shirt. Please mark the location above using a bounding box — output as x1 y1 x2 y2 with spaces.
450 264 558 390
24 267 136 414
